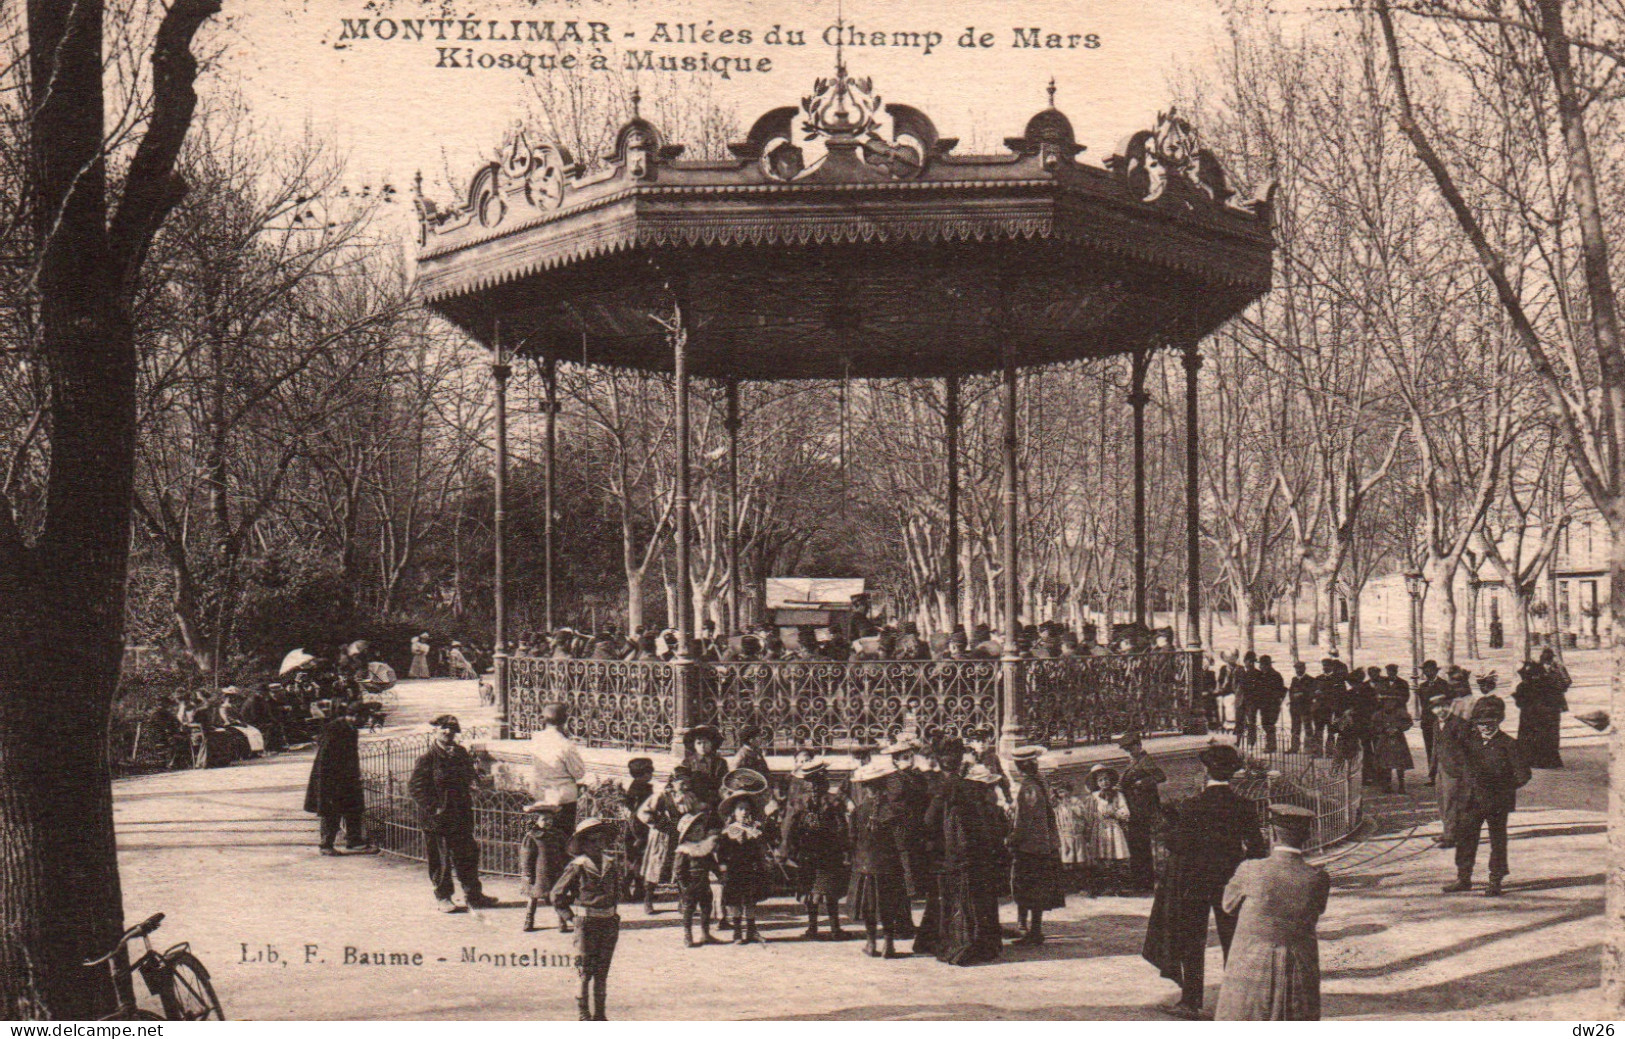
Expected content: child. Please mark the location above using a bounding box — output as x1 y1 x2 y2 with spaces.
636 767 698 915
549 818 624 1021
1053 780 1095 892
622 758 655 903
1089 765 1132 897
715 792 771 943
672 812 720 947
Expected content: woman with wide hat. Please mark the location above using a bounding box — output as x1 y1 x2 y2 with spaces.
926 763 1010 966
549 817 624 1020
846 760 917 958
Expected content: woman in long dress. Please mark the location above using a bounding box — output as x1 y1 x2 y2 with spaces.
1370 693 1415 792
927 764 1009 966
1513 654 1567 769
409 634 432 679
636 769 700 913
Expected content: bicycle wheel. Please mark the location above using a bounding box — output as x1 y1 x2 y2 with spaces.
157 950 225 1020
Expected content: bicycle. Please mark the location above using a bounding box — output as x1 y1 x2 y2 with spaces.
86 912 225 1020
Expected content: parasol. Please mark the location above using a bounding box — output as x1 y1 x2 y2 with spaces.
366 661 397 690
279 649 316 676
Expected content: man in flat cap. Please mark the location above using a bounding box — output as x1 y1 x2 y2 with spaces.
1215 804 1329 1020
1143 743 1268 1019
1116 731 1166 893
410 715 497 912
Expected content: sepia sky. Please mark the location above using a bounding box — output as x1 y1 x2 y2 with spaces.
209 0 1241 193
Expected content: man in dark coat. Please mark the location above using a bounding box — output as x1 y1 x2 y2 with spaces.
409 715 498 912
303 701 376 855
1415 660 1450 778
1442 696 1531 897
1117 730 1167 892
1253 656 1287 752
1143 743 1268 1019
1287 661 1316 753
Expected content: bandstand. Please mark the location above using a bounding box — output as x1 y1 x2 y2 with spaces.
413 67 1275 764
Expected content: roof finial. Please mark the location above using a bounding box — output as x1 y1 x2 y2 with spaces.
834 0 846 76
631 85 641 118
1047 77 1057 108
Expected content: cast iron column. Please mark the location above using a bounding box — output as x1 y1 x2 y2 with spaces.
543 353 557 633
1130 349 1151 630
1183 341 1204 733
492 334 511 738
1000 339 1024 758
670 292 695 753
946 373 961 632
726 376 741 635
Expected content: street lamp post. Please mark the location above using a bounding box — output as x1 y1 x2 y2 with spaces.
1404 570 1428 714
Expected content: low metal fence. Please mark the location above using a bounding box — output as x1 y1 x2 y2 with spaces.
1231 726 1366 854
359 729 630 877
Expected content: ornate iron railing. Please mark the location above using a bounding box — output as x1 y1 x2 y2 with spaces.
508 655 675 749
506 649 1203 753
358 729 631 877
696 658 1000 752
1024 650 1200 747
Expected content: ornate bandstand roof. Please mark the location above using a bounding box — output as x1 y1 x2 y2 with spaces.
414 69 1275 380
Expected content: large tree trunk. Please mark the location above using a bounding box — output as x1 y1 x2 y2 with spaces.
0 0 217 1017
1438 578 1458 667
1608 513 1625 1006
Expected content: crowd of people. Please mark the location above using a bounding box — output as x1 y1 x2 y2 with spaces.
1202 646 1572 786
512 618 1181 664
297 634 1582 1021
147 640 392 770
319 702 1326 1021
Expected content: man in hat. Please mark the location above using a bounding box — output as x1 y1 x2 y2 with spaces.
1117 731 1166 892
1253 655 1286 752
522 702 586 930
1415 660 1449 778
1443 695 1530 897
303 700 377 856
1234 651 1262 745
1215 805 1329 1021
778 760 851 941
409 716 497 912
1008 746 1065 944
1143 743 1267 1019
1287 660 1315 754
1429 693 1468 849
1449 671 1494 722
550 817 625 1020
